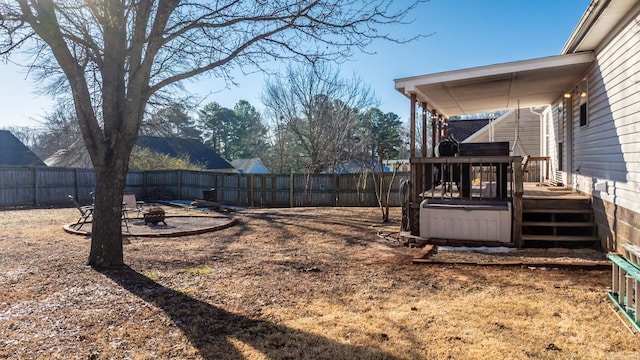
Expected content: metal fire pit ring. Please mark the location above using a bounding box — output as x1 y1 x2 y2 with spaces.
144 208 166 226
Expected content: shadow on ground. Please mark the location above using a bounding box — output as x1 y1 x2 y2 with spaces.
98 266 397 360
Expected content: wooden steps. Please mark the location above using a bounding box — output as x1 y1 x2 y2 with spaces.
522 197 599 248
522 235 599 242
522 221 595 228
521 208 592 214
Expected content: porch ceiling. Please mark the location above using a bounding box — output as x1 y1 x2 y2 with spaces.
394 52 595 118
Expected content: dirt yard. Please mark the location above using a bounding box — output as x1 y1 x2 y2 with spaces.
0 206 637 359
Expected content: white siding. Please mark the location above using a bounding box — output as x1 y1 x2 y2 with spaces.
572 10 640 214
544 103 563 184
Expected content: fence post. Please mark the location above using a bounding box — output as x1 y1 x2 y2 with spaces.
74 168 79 199
249 174 254 207
177 170 183 199
334 174 339 206
33 167 38 206
290 173 294 208
143 171 148 200
270 175 275 206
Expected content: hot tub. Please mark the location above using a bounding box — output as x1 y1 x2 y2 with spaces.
419 199 512 243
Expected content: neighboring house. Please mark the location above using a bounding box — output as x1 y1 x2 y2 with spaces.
46 135 236 172
443 109 541 157
44 140 92 168
331 159 384 174
458 109 542 157
136 136 236 172
0 130 46 166
445 118 489 144
231 158 270 174
394 0 640 250
382 159 410 173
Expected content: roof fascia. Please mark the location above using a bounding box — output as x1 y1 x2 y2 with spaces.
395 52 595 94
561 0 606 54
563 0 640 54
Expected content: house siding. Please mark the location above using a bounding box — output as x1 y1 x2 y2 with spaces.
544 105 562 183
466 109 541 157
568 8 640 249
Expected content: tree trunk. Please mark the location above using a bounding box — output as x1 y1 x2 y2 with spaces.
87 158 129 268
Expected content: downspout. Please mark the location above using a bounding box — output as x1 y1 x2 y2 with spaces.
529 106 544 145
530 106 545 182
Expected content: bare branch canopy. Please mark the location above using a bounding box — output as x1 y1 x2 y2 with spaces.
0 0 425 267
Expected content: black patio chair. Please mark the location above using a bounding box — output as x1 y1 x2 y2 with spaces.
68 195 94 230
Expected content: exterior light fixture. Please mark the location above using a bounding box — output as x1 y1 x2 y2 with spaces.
580 92 587 98
564 93 572 98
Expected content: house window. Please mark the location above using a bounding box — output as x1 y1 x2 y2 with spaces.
579 77 588 127
579 103 587 127
558 142 563 171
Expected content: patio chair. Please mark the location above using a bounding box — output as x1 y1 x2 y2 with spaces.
68 195 93 230
122 193 144 232
122 193 144 217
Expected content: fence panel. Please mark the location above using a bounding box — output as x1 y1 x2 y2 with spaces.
217 173 247 205
0 167 410 208
179 171 216 200
144 170 180 199
292 174 335 207
0 167 36 207
36 168 78 205
76 169 97 202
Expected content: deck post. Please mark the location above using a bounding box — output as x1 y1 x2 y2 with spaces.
443 118 448 138
431 110 437 157
410 94 417 207
410 94 416 159
421 102 428 158
513 157 524 247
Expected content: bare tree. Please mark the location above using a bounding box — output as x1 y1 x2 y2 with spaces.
1 125 39 149
263 63 377 173
0 0 423 267
30 103 89 165
141 102 201 139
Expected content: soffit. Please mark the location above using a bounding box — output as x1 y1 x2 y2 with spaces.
394 52 595 118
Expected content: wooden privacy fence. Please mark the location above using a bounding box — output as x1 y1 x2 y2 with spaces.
0 166 408 208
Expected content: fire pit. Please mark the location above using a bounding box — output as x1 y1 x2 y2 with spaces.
144 207 166 226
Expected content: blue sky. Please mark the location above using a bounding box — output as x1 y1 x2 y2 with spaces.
0 0 591 129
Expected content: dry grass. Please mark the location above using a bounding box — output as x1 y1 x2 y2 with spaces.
0 206 637 359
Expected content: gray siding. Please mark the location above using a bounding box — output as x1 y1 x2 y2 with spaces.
572 9 640 215
555 7 640 249
466 109 541 157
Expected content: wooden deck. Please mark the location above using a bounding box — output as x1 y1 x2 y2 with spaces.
523 182 590 200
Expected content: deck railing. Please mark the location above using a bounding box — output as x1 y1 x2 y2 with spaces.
409 156 523 201
408 155 525 246
523 156 550 183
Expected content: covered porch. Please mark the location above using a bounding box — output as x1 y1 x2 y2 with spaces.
395 52 595 248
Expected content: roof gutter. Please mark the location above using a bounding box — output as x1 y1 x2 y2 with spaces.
562 0 611 54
